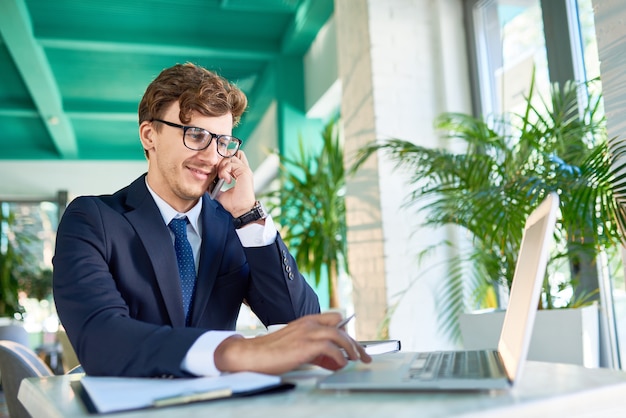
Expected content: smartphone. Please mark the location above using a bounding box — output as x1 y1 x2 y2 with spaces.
209 178 224 200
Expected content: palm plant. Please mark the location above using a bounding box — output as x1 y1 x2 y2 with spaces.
263 118 348 308
351 76 626 339
0 226 23 317
0 208 35 318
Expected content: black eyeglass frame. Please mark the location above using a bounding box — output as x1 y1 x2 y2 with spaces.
151 119 242 157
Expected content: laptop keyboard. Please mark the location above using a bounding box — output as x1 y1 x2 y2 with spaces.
408 350 499 380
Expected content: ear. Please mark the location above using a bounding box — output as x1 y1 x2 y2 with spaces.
139 121 156 153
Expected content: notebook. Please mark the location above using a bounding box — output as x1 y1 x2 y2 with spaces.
319 192 559 391
74 372 293 414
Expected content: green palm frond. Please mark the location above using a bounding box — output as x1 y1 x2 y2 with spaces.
263 118 348 307
350 75 626 342
0 209 33 318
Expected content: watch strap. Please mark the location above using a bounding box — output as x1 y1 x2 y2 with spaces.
233 201 267 229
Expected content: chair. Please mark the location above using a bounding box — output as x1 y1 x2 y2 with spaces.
0 324 30 348
67 364 84 374
57 328 80 373
0 340 53 418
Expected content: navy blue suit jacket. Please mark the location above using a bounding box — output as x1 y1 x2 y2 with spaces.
53 174 320 377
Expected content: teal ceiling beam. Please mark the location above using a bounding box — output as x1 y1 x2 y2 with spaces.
281 0 334 54
0 102 38 118
0 0 78 159
236 62 277 143
38 38 276 61
274 56 307 155
0 101 136 122
219 0 299 13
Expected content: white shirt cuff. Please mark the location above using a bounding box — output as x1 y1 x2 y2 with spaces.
235 214 277 247
181 331 238 376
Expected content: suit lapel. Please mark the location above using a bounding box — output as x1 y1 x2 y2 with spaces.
123 175 186 327
189 194 230 325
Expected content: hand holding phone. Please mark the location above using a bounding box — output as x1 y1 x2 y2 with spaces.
209 178 225 200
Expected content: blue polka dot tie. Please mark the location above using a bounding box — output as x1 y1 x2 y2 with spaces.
168 217 196 324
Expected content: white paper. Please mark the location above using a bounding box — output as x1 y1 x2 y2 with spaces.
361 340 401 355
80 372 281 413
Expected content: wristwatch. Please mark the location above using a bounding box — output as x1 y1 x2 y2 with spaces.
233 200 268 229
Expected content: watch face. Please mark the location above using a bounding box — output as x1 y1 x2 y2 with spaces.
256 201 268 219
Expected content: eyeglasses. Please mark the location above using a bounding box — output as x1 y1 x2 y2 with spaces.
152 119 242 157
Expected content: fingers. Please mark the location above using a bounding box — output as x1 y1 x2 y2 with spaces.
215 150 250 183
235 150 249 165
288 313 372 366
214 313 371 375
214 151 256 213
216 157 237 184
310 311 343 326
353 341 372 363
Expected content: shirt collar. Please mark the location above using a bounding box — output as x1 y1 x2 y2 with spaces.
145 179 202 236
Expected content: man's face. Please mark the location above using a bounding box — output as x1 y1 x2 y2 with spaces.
141 102 233 212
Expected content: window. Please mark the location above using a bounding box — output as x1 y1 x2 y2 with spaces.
1 195 65 342
465 0 626 368
468 0 601 115
470 0 549 116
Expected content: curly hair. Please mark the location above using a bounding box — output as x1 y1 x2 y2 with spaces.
138 62 247 126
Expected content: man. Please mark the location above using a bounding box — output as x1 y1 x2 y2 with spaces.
53 63 370 378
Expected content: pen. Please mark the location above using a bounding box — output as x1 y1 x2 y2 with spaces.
153 387 232 407
337 313 355 329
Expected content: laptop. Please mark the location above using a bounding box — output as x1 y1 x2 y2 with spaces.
318 192 559 391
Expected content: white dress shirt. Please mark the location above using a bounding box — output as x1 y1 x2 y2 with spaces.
146 181 277 376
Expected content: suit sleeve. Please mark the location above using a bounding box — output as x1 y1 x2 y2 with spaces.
53 197 204 377
242 233 321 325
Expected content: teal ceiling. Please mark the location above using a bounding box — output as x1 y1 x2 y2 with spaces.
0 0 332 160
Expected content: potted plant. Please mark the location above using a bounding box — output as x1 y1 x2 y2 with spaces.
0 208 28 320
263 118 349 309
351 76 626 365
0 205 43 350
0 206 51 313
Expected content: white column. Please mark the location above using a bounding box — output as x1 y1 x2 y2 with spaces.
336 0 471 349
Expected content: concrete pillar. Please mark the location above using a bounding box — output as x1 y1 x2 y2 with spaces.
335 0 470 348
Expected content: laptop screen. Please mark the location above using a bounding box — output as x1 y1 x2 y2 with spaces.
497 192 559 383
